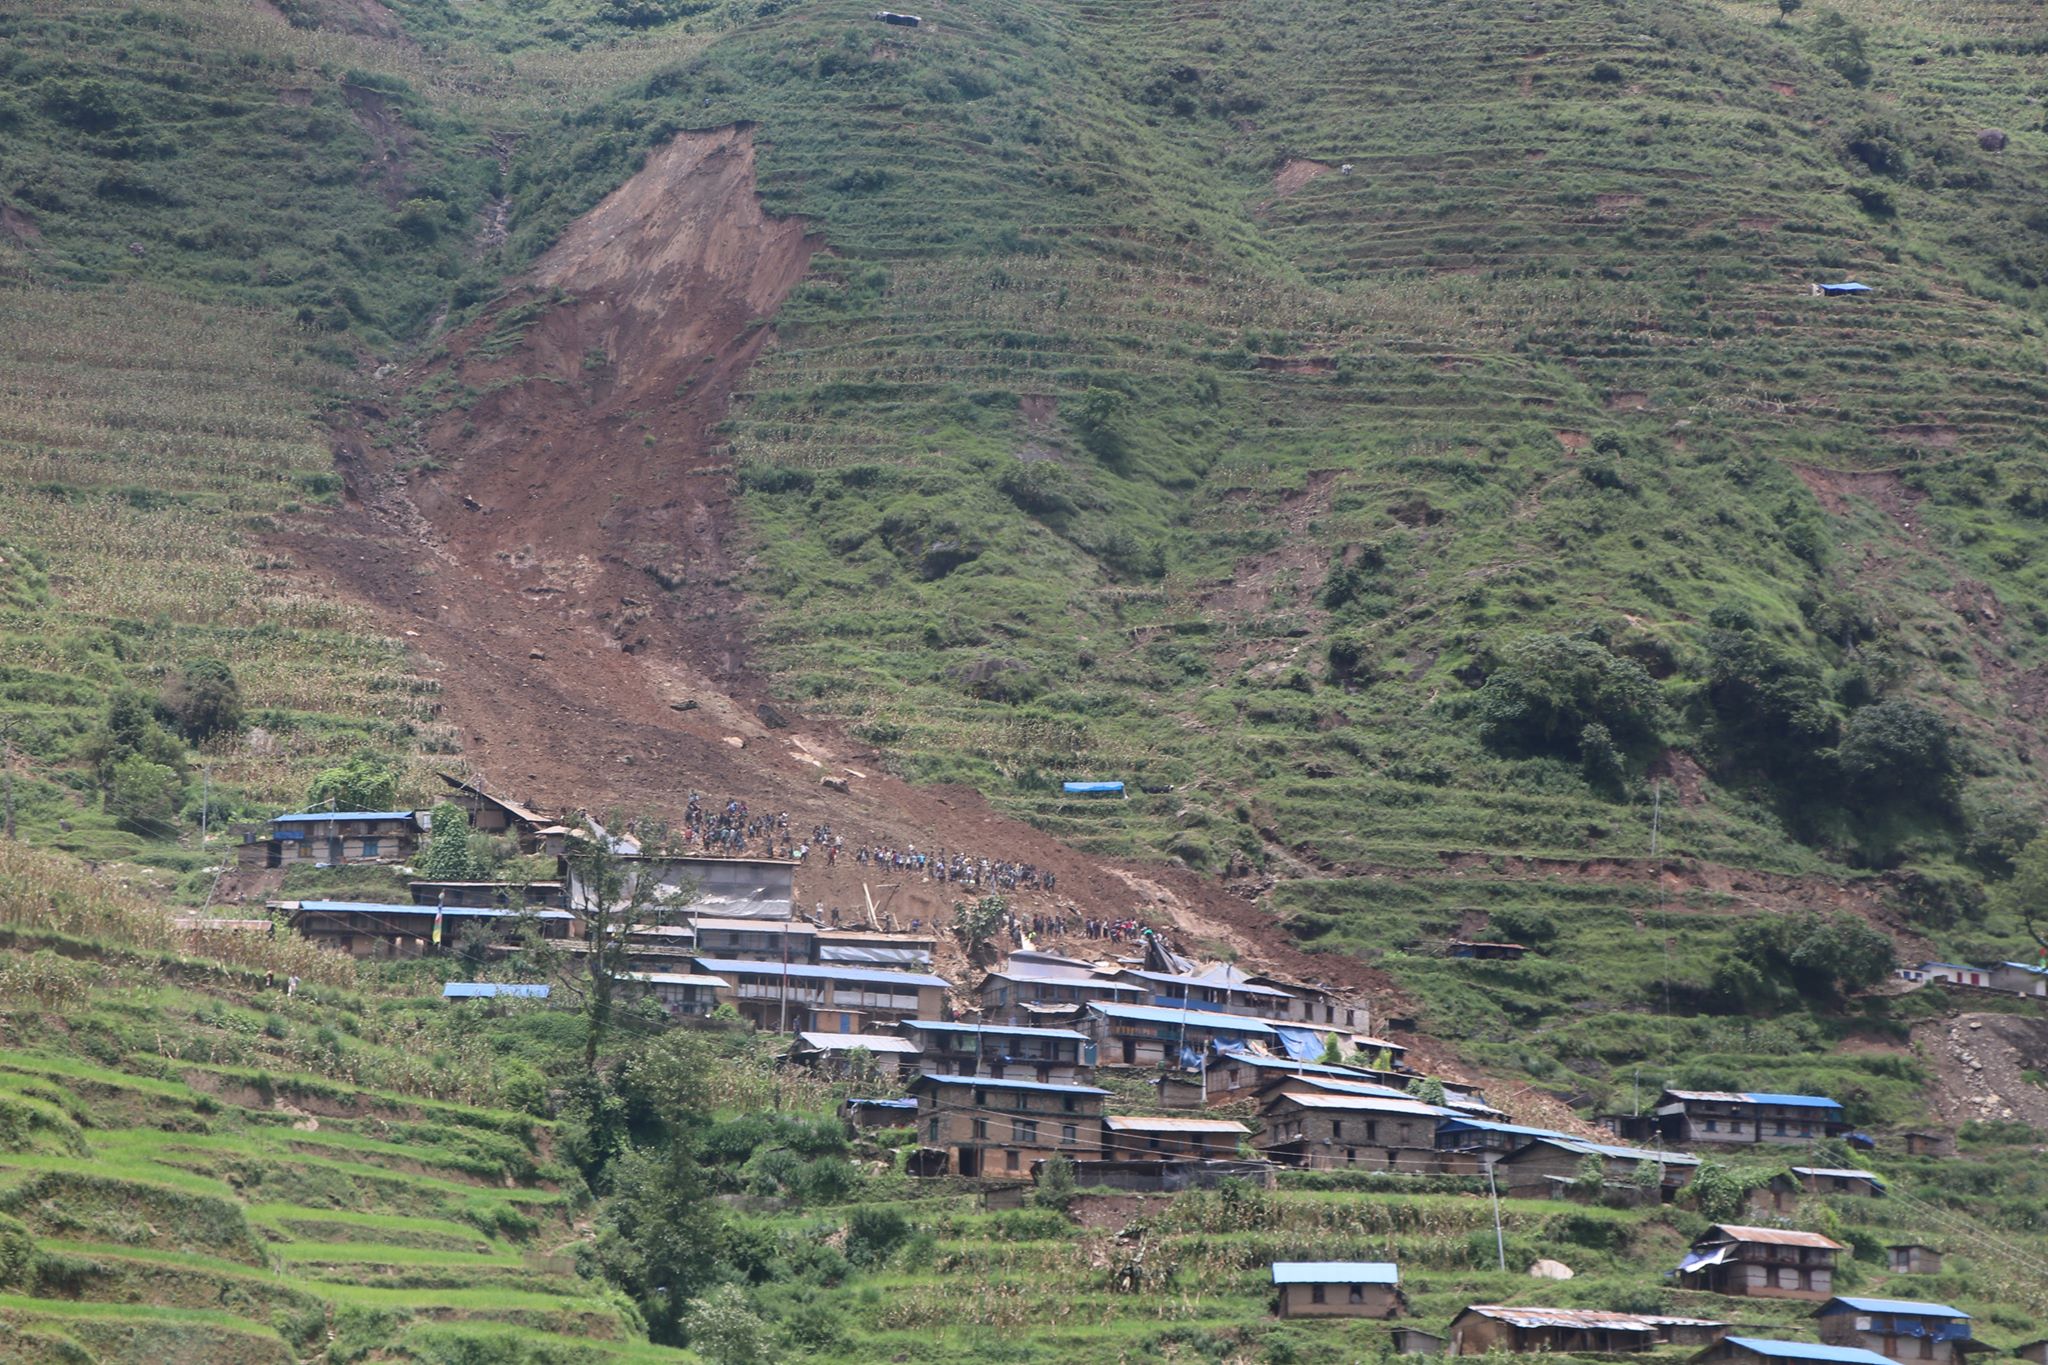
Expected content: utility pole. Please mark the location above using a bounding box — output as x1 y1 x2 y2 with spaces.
199 765 211 846
1486 1161 1508 1271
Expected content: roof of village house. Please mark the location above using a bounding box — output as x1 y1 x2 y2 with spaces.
1664 1089 1843 1110
986 970 1146 992
1715 1339 1905 1365
793 1032 922 1054
1271 1261 1399 1285
1275 1075 1416 1101
693 916 816 933
271 810 418 823
1439 1117 1573 1142
1103 1116 1250 1133
907 1074 1110 1096
1702 1225 1845 1249
624 972 729 987
1086 1002 1278 1033
900 1020 1089 1041
1457 1305 1724 1330
690 958 950 989
1116 967 1296 998
1822 1296 1969 1318
1216 1052 1392 1080
1507 1135 1702 1167
292 900 575 921
1268 1092 1449 1118
1790 1166 1882 1181
438 772 551 825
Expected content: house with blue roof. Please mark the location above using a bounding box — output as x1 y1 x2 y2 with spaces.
1270 1261 1403 1319
1494 1134 1701 1201
1988 960 2047 997
690 956 949 1031
238 810 426 870
906 1072 1110 1179
279 900 575 959
1692 1336 1904 1365
1819 1296 1975 1364
1081 1001 1279 1069
1603 1089 1852 1147
897 1019 1094 1085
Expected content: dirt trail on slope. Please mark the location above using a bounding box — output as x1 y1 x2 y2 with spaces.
278 125 1392 1009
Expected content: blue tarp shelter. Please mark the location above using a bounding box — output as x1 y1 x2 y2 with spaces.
1818 282 1873 295
1062 781 1125 796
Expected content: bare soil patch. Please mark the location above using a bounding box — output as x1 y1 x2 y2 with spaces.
1556 429 1589 452
1605 390 1649 411
1914 1012 2048 1129
1271 158 1333 198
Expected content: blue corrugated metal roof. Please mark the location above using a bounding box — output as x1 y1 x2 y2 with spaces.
846 1097 916 1110
1271 1261 1398 1286
1119 967 1294 997
908 1074 1109 1096
1087 1002 1276 1033
272 811 416 822
1063 781 1124 793
1515 1135 1701 1166
1825 1297 1969 1318
443 982 550 999
692 957 950 989
1438 1117 1571 1141
298 900 574 920
1744 1092 1843 1109
1724 1338 1904 1365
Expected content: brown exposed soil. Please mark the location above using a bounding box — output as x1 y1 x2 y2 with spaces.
1737 216 1782 233
1885 422 1960 449
1254 354 1336 373
1271 158 1333 198
0 204 39 243
278 126 1395 1015
1556 429 1589 452
1769 80 1798 98
342 84 414 208
1914 1012 2048 1129
1605 390 1649 411
1593 193 1643 217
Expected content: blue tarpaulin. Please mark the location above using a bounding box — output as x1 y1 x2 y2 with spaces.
1818 282 1872 295
1274 1026 1330 1062
1062 781 1125 795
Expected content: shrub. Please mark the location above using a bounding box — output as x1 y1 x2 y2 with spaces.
845 1205 911 1265
159 657 243 741
1474 633 1662 763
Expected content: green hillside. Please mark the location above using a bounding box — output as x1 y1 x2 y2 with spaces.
3 0 2048 1358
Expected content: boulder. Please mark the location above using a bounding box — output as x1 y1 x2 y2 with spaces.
1979 128 2008 151
1528 1258 1574 1280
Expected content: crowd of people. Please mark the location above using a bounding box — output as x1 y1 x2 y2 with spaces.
675 796 1065 897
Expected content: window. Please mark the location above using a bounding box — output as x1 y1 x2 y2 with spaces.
1063 1096 1077 1112
1310 1286 1326 1305
361 838 381 858
972 1119 987 1140
1013 1094 1028 1111
1365 1121 1378 1142
1062 1124 1077 1144
928 1117 939 1142
974 1089 988 1106
1348 1285 1365 1304
1012 1119 1037 1145
1005 1148 1020 1171
1704 1119 1718 1132
1332 1121 1343 1139
1345 1147 1357 1164
1774 1120 1787 1135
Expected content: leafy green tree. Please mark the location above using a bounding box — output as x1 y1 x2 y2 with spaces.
105 755 183 834
416 801 483 880
952 893 1009 966
1405 1076 1448 1106
1072 386 1133 468
1474 633 1662 763
1699 617 1838 779
1729 912 1894 1003
159 657 243 742
1988 830 2048 957
1810 11 1873 86
1032 1154 1079 1212
598 1143 721 1344
1836 699 1956 804
306 751 399 812
682 1284 768 1365
1572 1153 1608 1196
1776 0 1803 24
1681 1160 1771 1220
564 825 686 1067
1318 1032 1345 1065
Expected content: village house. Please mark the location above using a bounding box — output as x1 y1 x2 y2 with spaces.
2015 1341 2048 1365
1250 1070 1416 1110
815 925 936 970
1603 1089 1852 1147
1255 975 1370 1031
1082 1002 1281 1068
785 1031 921 1081
897 1020 1093 1085
1676 1225 1844 1301
1111 966 1303 1018
841 1096 917 1130
1392 1328 1447 1355
1255 1091 1446 1171
1448 1306 1726 1355
1270 1262 1404 1320
239 811 425 869
1887 1244 1942 1275
1435 1118 1579 1167
435 771 554 852
690 957 949 1032
1755 1167 1887 1207
622 970 728 1018
908 1073 1108 1179
1493 1135 1700 1201
1102 1116 1248 1161
1988 961 2047 996
281 899 574 958
1692 1337 1902 1365
690 916 816 962
1818 1296 1976 1365
1919 962 1993 989
1900 1131 1953 1157
979 970 1146 1024
1132 942 1371 1032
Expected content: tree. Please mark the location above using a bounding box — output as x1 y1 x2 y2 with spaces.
1572 1153 1609 1196
1776 0 1803 25
1032 1153 1079 1212
306 751 399 812
1681 1160 1771 1221
682 1284 769 1365
105 755 183 835
952 893 1009 967
159 657 242 742
563 823 687 1067
1318 1032 1345 1066
1730 912 1894 1003
1474 633 1663 763
1836 699 1956 803
1405 1076 1447 1106
596 1142 721 1344
416 801 483 880
1988 830 2048 960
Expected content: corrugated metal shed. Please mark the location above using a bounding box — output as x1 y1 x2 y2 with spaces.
1723 1339 1900 1365
1103 1116 1249 1133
